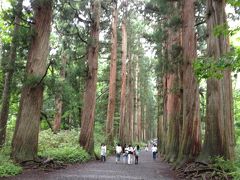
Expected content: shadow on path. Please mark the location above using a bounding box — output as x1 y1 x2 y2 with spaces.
4 151 177 180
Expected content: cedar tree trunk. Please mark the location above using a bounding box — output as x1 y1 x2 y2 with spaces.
11 0 52 162
79 0 100 154
106 0 118 146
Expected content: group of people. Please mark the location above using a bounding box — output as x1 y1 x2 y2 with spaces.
100 143 158 164
115 144 140 164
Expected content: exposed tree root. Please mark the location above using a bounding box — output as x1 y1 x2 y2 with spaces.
20 156 66 171
176 161 232 180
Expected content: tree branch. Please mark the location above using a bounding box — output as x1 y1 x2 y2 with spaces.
96 88 109 100
40 111 53 131
32 60 53 88
74 24 88 44
195 20 206 27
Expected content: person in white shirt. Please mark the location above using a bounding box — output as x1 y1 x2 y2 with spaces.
128 145 134 164
115 143 122 163
100 143 107 162
151 144 158 160
123 144 128 164
145 145 148 151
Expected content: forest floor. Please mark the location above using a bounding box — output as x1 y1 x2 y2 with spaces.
3 151 177 180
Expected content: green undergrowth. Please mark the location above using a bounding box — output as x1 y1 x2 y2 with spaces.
38 129 90 163
212 145 240 179
0 147 22 177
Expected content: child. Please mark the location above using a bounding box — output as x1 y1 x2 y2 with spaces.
100 143 107 162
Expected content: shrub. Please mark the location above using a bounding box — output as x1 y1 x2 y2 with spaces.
0 161 22 177
38 129 90 163
0 147 22 177
39 146 90 163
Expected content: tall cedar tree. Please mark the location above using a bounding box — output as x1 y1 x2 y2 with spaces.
11 0 53 162
79 0 100 154
0 0 23 147
165 2 182 163
119 0 128 146
199 0 235 161
106 0 118 146
177 0 201 165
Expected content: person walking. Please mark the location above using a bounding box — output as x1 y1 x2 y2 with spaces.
128 145 134 164
151 144 158 160
123 144 128 164
134 145 140 164
100 143 107 162
115 143 122 163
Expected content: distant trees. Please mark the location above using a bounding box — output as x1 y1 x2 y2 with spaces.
0 0 23 147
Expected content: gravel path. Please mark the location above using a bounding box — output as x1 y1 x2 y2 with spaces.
3 151 177 180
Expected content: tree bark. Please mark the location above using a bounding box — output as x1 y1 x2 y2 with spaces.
106 0 118 146
79 0 100 154
11 0 52 162
53 51 67 133
177 0 201 165
119 2 128 146
0 0 23 147
164 4 182 162
134 55 139 142
199 0 234 161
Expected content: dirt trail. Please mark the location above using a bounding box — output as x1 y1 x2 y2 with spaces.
3 151 177 180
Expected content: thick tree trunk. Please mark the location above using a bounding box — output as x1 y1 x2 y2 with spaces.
157 75 164 152
165 6 182 162
53 51 67 133
199 0 234 161
177 0 201 165
119 8 128 146
106 0 118 146
11 0 52 162
166 74 181 163
161 74 170 154
0 0 23 147
79 0 100 154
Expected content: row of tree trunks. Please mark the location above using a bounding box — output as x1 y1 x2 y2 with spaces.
11 0 53 162
79 0 101 155
158 0 235 166
159 0 201 166
199 0 234 161
0 0 23 147
106 0 118 147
